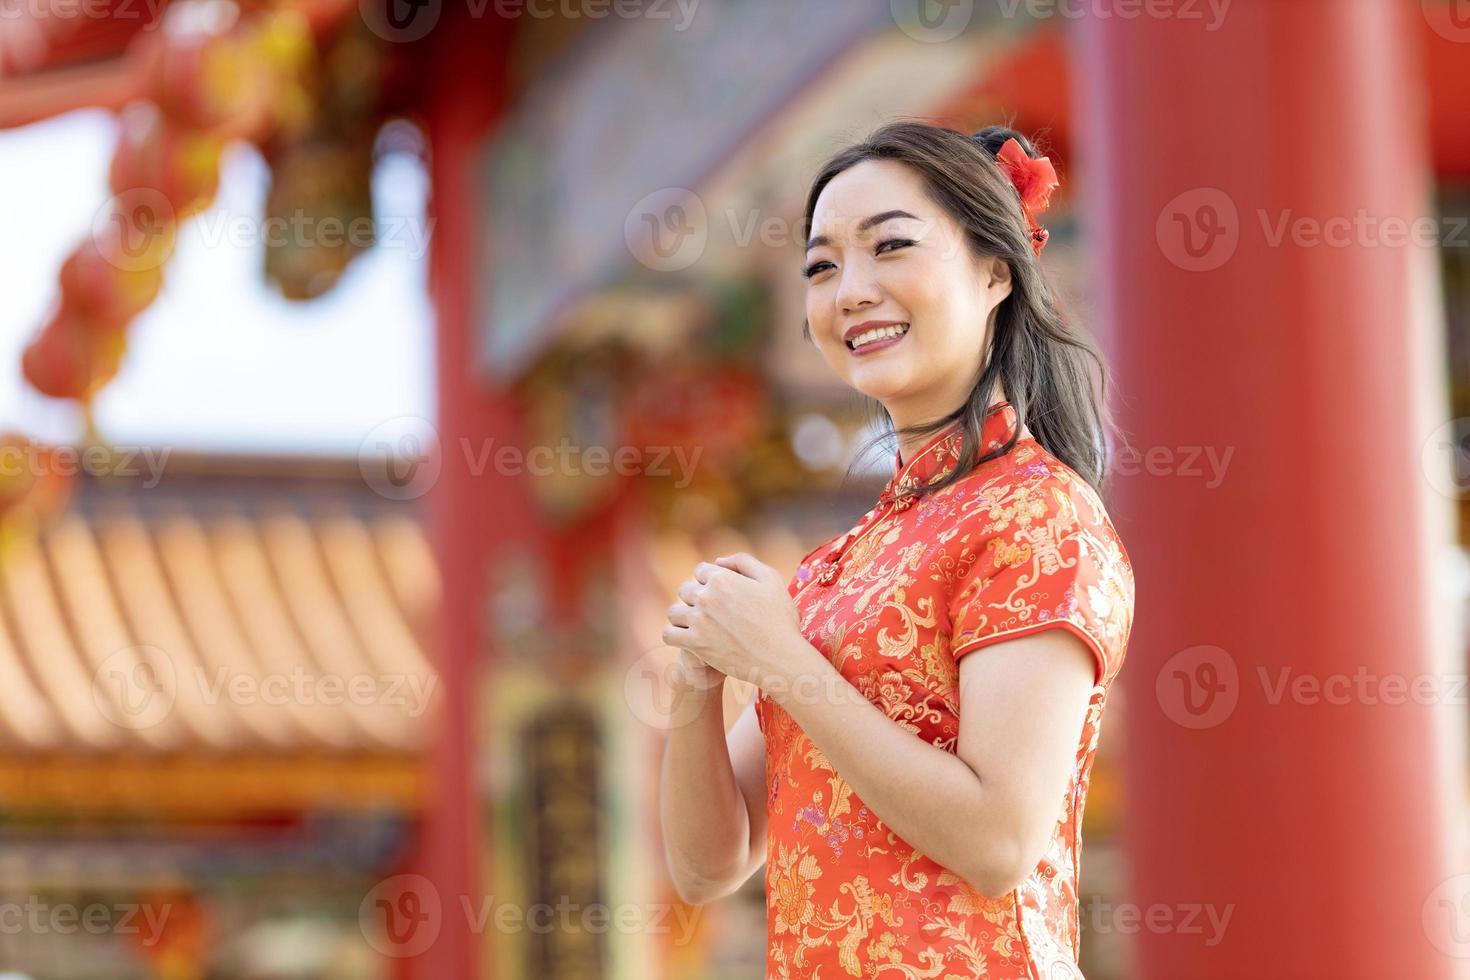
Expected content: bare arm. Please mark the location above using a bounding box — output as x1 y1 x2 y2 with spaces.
768 627 1096 898
658 658 768 905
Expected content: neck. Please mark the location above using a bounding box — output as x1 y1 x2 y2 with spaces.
891 380 1008 465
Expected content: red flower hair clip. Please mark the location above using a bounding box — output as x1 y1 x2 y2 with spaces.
994 137 1059 256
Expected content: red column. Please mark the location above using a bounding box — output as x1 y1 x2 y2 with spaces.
1074 3 1454 977
420 12 520 980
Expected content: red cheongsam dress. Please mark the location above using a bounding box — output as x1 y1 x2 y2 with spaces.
755 400 1135 979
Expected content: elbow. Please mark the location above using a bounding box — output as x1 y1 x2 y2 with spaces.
669 870 728 907
959 839 1033 901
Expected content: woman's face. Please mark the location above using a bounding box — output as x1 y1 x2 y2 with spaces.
803 159 1012 424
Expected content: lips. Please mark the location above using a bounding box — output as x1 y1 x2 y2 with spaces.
845 321 910 351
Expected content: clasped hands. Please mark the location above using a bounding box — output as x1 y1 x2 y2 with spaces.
661 552 805 691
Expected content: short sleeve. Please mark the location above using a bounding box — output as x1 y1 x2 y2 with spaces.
947 476 1134 688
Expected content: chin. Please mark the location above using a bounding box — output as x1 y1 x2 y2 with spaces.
846 366 914 402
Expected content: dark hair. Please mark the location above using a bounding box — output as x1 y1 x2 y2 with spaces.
800 120 1112 495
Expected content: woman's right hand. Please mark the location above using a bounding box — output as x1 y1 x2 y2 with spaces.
673 648 726 692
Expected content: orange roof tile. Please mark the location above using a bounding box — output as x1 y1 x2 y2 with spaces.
0 459 440 762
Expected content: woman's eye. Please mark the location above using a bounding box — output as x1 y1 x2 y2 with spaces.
803 239 911 279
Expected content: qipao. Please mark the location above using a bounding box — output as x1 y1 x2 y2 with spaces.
756 400 1135 979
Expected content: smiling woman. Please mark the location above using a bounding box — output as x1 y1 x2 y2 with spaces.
659 121 1134 980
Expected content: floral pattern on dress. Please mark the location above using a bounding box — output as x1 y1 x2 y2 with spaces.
756 402 1135 979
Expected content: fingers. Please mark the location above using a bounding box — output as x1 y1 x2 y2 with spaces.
693 561 727 585
677 580 702 605
714 551 770 581
666 601 694 628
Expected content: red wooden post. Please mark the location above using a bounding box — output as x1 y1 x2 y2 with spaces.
1075 3 1457 977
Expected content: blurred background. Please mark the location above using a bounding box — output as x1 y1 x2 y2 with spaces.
0 0 1466 977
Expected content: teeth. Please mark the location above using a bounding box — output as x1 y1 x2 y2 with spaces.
848 323 909 350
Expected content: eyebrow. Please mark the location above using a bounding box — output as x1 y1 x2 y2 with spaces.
805 210 921 252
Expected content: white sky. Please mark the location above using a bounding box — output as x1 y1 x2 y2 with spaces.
0 109 435 457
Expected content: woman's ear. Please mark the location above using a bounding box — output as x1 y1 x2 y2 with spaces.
985 256 1014 300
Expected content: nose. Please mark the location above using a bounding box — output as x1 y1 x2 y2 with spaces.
835 259 882 315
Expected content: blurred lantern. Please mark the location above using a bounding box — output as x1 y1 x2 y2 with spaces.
0 433 76 550
58 214 173 325
250 7 316 136
517 346 629 525
622 361 766 471
129 888 210 980
21 303 129 402
149 1 263 130
110 101 224 219
263 135 375 299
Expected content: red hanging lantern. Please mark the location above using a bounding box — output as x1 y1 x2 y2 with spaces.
21 305 129 402
109 101 223 219
58 222 170 327
149 4 273 135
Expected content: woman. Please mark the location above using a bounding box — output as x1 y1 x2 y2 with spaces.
659 121 1135 979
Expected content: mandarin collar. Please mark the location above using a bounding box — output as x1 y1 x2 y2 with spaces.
878 401 1017 509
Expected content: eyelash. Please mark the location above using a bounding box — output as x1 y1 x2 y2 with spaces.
802 238 915 280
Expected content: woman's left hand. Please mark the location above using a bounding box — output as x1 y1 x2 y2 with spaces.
662 552 804 688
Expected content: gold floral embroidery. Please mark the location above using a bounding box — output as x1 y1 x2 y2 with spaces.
763 404 1133 980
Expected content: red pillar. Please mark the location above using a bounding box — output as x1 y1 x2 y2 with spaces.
1074 3 1455 977
420 12 520 980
